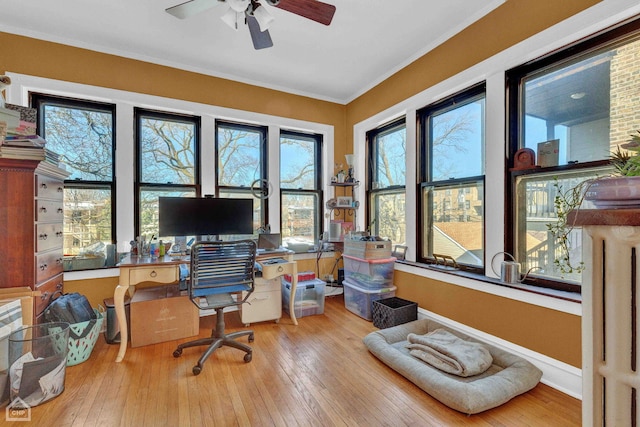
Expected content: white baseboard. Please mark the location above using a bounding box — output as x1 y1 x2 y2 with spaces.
418 308 582 400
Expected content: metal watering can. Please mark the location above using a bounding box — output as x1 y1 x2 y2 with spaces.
490 252 540 284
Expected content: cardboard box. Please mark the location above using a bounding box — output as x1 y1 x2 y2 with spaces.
0 286 39 327
130 285 199 348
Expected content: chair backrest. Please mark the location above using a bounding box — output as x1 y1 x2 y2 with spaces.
189 240 257 309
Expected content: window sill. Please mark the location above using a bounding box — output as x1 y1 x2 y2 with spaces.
394 260 581 314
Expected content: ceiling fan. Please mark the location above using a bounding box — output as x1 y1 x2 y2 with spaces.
166 0 336 50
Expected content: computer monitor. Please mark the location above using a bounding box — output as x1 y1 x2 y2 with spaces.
158 197 254 238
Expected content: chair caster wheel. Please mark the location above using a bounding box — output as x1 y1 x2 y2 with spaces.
193 365 202 375
249 333 255 343
173 348 183 358
244 353 252 363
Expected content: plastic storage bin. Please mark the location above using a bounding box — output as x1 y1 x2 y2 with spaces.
66 308 104 366
343 254 396 288
282 279 326 318
7 322 70 407
343 279 396 321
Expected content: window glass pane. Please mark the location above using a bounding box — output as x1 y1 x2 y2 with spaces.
372 126 406 188
42 105 113 181
139 116 196 184
514 168 609 284
139 188 197 240
431 98 484 181
522 39 640 167
423 181 484 266
281 135 316 190
217 126 262 187
282 193 318 248
370 190 405 245
63 188 112 259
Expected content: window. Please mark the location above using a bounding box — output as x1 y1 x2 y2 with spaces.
135 108 200 240
418 83 486 270
366 118 406 246
507 18 640 292
216 121 267 233
280 130 322 250
31 93 116 270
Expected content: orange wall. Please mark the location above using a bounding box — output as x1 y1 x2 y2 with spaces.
394 271 582 367
0 32 346 143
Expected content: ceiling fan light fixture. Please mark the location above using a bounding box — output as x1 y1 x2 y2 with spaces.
228 0 250 13
251 3 274 32
221 8 243 30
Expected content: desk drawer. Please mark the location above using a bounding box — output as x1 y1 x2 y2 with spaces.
255 277 280 292
261 262 293 279
129 266 178 285
240 290 281 324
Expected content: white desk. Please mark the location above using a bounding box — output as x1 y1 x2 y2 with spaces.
113 251 298 363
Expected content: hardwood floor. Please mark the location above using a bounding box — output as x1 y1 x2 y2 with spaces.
7 294 581 426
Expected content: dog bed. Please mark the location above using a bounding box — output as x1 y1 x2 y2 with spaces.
363 318 542 414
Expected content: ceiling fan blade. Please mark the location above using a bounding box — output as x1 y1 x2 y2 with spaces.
166 0 221 19
274 0 336 26
247 15 274 49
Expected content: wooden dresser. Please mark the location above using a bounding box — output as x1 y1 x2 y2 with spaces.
0 148 68 324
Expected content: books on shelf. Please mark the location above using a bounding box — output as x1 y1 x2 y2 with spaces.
0 145 46 161
3 134 46 148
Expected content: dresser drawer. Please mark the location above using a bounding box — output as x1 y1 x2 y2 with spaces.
36 222 64 252
35 250 64 283
35 273 63 316
35 175 64 200
129 265 178 285
35 199 64 223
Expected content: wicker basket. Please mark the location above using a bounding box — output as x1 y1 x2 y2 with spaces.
372 297 417 329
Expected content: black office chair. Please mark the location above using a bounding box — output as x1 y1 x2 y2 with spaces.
173 240 257 375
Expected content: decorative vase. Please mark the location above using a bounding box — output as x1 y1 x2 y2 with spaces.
584 176 640 208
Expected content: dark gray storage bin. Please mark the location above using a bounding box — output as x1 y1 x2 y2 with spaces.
372 297 417 329
103 297 130 344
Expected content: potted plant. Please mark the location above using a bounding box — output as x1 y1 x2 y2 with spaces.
547 131 640 274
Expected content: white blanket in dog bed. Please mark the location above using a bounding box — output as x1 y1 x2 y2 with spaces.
406 329 493 377
363 318 542 414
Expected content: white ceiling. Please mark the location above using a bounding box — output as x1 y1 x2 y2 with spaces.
0 0 504 104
